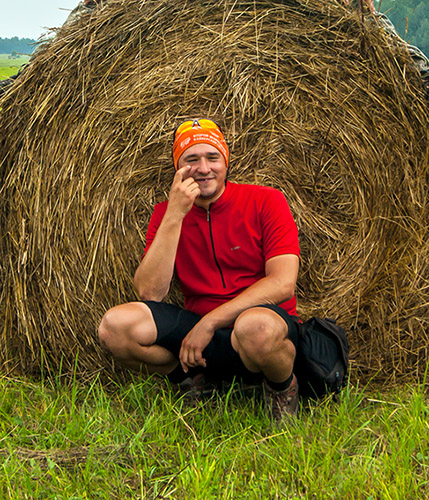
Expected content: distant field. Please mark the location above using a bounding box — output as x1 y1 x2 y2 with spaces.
0 54 31 80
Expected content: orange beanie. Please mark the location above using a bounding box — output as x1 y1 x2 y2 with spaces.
172 119 229 170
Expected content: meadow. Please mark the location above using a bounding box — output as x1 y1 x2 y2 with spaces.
1 373 428 499
0 54 30 80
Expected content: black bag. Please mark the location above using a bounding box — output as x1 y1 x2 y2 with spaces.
294 317 349 398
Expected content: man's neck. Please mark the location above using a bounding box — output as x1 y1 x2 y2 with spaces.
193 184 226 211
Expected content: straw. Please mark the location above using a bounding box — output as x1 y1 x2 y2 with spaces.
0 0 427 385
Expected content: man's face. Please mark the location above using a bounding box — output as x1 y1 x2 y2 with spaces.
178 143 227 205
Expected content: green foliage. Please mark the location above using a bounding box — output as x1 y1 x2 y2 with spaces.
0 37 36 55
377 0 429 54
0 375 428 499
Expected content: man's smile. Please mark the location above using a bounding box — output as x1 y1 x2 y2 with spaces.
195 177 215 183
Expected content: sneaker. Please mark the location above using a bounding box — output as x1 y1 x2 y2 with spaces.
177 372 217 401
263 374 299 420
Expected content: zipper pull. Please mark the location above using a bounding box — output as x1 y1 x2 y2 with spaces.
206 208 210 222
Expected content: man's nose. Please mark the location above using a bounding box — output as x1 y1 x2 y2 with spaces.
197 158 210 173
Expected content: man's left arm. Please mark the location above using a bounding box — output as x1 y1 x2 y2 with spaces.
179 253 299 372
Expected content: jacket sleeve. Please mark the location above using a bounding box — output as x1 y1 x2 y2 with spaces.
260 189 300 261
141 202 167 258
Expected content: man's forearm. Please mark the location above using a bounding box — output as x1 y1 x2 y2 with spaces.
202 277 294 331
134 214 183 301
200 255 299 332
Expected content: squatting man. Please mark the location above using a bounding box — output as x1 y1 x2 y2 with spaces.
98 119 301 420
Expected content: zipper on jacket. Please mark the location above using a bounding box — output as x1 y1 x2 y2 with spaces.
207 207 226 289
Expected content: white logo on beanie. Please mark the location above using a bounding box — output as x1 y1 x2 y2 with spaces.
180 137 191 149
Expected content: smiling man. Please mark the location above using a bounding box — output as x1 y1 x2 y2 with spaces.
98 119 301 420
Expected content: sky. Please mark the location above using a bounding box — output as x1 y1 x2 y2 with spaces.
1 0 80 40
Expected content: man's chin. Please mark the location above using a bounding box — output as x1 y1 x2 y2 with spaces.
195 184 225 204
199 190 215 199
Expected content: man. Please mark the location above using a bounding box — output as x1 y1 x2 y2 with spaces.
98 118 301 420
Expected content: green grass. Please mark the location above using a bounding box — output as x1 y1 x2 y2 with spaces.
0 54 31 80
0 374 428 499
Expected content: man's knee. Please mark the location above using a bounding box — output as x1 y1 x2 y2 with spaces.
98 302 156 353
98 306 124 351
233 307 290 358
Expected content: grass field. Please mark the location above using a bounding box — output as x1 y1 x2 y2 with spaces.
1 374 428 499
0 54 31 80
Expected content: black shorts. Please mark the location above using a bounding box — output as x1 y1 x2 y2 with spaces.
144 301 299 384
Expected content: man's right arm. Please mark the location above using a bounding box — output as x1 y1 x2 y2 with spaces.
133 166 200 301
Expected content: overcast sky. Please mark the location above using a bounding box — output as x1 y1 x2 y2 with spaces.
1 0 80 39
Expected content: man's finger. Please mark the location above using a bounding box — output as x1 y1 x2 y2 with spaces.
180 176 198 188
194 350 204 367
174 165 191 184
179 347 189 373
195 354 207 368
189 344 207 368
188 348 198 367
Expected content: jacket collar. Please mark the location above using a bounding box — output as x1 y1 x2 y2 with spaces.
193 181 234 214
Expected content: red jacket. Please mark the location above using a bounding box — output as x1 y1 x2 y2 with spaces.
144 182 300 316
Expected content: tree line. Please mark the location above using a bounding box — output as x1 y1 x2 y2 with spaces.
378 0 429 55
0 37 37 55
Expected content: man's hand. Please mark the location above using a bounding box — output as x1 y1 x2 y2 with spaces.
167 166 200 219
179 320 215 373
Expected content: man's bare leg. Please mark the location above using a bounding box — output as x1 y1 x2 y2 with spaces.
231 307 296 382
231 307 299 419
98 302 178 375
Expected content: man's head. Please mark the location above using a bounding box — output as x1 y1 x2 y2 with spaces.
172 118 229 171
172 119 229 206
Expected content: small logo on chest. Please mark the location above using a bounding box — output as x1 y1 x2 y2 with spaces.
230 246 241 251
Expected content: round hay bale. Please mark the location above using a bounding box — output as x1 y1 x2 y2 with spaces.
0 0 427 384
